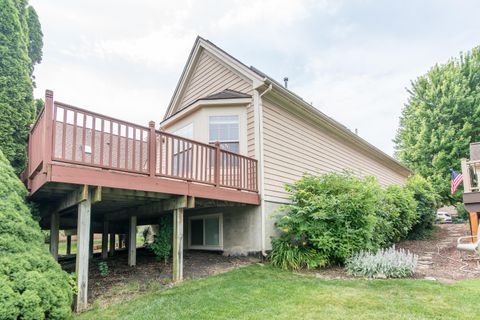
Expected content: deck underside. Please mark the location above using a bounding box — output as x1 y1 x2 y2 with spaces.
31 161 259 233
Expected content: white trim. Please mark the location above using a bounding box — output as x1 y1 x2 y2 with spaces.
161 98 251 129
188 213 223 251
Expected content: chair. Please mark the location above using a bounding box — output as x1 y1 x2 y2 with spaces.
457 227 480 252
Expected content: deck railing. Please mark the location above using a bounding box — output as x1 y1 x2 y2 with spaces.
461 158 480 193
27 90 258 193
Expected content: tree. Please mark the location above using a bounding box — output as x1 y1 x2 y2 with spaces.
26 5 43 75
0 0 42 174
395 47 480 204
0 148 73 319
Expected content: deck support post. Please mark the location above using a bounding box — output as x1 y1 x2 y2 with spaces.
66 235 72 255
469 212 479 242
101 219 108 260
49 212 59 260
89 229 94 258
173 208 184 282
119 234 124 248
109 232 115 256
128 216 137 267
75 190 91 312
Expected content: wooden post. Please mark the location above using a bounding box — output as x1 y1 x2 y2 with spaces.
119 234 125 248
461 158 472 192
149 121 156 177
128 216 137 267
101 219 108 260
49 212 59 261
75 191 91 312
173 208 184 282
89 229 94 258
214 141 221 187
469 212 479 242
43 90 54 172
109 232 115 256
66 235 72 255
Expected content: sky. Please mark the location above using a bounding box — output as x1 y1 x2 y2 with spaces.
29 0 480 156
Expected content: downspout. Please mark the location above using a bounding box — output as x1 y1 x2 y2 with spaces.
257 84 272 258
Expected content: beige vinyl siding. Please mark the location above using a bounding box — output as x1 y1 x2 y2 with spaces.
262 99 408 203
176 50 253 112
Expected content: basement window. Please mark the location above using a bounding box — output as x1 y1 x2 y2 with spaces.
188 214 223 250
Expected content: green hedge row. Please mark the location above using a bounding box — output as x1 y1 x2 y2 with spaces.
269 172 437 270
0 149 73 319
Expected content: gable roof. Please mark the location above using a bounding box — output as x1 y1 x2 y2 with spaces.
164 37 263 119
163 36 412 175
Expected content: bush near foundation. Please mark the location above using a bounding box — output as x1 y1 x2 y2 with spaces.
150 214 173 264
376 184 418 246
405 175 439 239
270 173 382 270
270 172 427 270
0 150 73 319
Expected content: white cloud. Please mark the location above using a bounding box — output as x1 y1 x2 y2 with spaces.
29 0 480 156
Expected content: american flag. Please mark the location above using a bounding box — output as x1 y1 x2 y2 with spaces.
451 170 463 194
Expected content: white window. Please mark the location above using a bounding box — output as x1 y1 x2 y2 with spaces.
209 115 239 153
173 123 193 139
188 214 223 250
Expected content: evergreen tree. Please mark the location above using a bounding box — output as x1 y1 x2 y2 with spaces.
26 5 42 75
0 148 73 319
0 0 42 174
395 47 480 204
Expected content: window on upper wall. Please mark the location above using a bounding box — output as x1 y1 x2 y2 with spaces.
209 115 239 153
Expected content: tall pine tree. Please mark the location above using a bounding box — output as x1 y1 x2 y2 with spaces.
0 0 42 174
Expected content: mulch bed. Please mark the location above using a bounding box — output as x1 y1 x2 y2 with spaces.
397 224 480 283
301 224 480 282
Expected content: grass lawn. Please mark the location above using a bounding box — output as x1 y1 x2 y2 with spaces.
77 264 480 320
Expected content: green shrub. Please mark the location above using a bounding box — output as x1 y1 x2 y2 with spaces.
98 262 109 277
346 246 418 278
150 214 173 264
381 184 418 244
269 237 324 270
405 175 438 239
270 173 383 269
0 149 73 319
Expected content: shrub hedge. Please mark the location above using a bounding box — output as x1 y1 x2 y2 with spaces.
270 172 437 270
0 150 73 319
270 173 382 269
405 175 438 239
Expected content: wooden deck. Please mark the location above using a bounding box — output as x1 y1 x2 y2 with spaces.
25 90 259 207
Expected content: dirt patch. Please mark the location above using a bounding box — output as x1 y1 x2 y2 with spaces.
59 248 258 308
397 224 480 282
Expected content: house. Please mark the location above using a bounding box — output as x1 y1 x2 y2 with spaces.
24 37 411 311
160 37 411 254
